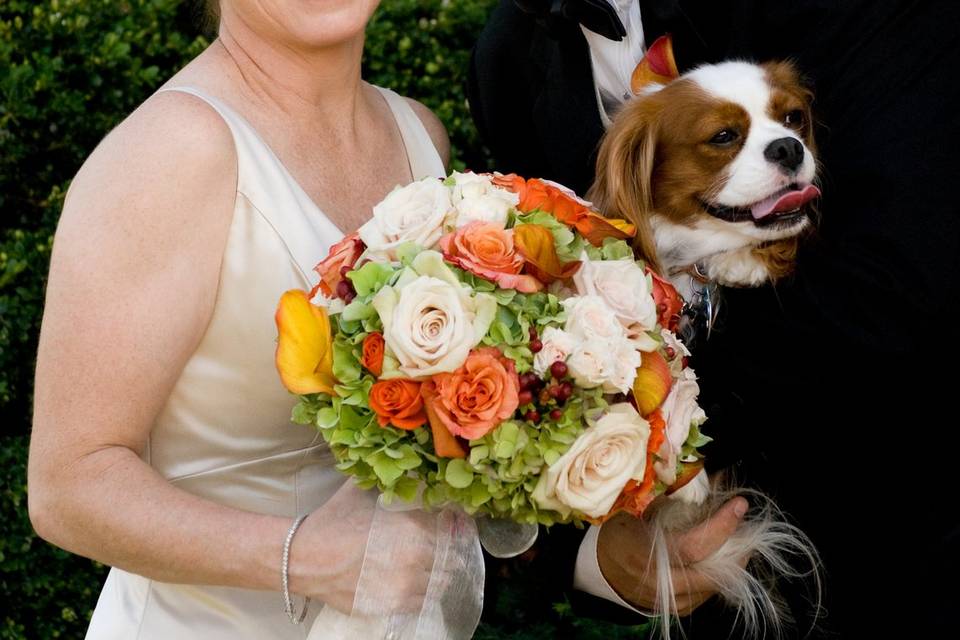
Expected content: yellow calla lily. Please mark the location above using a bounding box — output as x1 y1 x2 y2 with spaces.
275 290 336 395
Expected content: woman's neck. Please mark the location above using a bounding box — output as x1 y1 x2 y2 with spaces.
215 12 368 135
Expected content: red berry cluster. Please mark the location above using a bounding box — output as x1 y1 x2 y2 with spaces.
336 265 357 303
517 326 574 424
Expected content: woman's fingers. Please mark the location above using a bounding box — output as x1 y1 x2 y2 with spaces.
674 497 748 565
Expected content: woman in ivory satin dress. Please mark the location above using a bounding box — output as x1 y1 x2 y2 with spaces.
27 1 451 637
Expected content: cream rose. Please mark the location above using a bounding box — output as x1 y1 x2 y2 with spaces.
604 340 642 394
562 295 627 343
358 178 453 259
661 328 692 377
573 254 659 351
532 403 650 518
566 337 639 394
533 327 577 377
660 368 706 455
372 251 496 378
566 339 614 390
449 171 518 228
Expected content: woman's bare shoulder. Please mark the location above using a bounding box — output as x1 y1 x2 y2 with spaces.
63 89 238 236
402 97 451 171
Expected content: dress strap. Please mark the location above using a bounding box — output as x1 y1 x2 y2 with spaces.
375 87 446 180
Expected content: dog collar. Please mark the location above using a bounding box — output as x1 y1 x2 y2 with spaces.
673 262 711 285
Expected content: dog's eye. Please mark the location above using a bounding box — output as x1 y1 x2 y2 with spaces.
785 110 805 128
709 129 739 146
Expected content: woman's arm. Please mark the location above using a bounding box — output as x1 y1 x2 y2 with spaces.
27 91 294 589
26 93 431 612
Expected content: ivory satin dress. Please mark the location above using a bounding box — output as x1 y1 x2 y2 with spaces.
85 85 445 639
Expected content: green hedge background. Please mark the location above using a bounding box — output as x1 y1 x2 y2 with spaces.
0 1 653 638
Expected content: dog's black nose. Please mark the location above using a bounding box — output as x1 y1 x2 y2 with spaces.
764 137 805 173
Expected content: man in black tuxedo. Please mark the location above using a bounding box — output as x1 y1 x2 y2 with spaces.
470 1 960 637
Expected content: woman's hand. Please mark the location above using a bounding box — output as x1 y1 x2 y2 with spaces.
596 497 748 615
289 482 438 615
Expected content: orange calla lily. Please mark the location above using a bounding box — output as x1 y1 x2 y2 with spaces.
422 384 467 459
632 350 673 417
275 290 336 395
630 34 679 94
575 213 637 246
513 223 581 284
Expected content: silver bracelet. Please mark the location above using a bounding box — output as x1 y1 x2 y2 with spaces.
282 514 311 624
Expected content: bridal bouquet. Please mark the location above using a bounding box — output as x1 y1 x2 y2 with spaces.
274 172 710 526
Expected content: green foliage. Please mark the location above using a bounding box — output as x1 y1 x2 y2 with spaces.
1 435 108 639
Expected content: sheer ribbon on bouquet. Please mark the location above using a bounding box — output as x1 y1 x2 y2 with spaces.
307 496 485 640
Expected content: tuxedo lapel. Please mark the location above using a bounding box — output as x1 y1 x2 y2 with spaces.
528 23 605 194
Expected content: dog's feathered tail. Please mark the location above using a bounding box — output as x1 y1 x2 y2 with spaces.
645 474 822 640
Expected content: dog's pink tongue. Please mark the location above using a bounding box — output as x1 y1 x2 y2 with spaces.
751 185 821 220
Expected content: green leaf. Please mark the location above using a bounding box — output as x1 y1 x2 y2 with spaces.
396 444 423 470
340 299 377 322
369 451 404 486
470 482 492 507
685 423 714 449
469 445 490 466
444 459 475 489
315 407 339 429
332 339 361 382
600 238 635 261
348 261 395 297
394 476 420 502
395 241 423 267
291 402 316 425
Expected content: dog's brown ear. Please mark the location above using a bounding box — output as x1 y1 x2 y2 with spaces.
588 99 663 274
752 237 800 282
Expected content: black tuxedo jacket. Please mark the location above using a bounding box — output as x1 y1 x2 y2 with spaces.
470 2 960 637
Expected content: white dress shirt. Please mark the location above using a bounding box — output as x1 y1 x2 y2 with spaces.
573 525 650 614
580 0 647 126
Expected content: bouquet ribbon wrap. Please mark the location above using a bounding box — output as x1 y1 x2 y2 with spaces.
307 493 484 640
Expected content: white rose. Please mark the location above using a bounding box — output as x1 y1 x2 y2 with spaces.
660 368 706 456
573 253 659 350
358 178 453 259
660 328 691 377
532 403 650 518
372 251 496 378
562 295 627 343
533 327 577 377
565 337 638 393
566 339 614 390
603 340 641 394
454 194 513 228
449 171 518 228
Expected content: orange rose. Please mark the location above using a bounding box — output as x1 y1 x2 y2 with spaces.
649 269 684 332
368 379 427 430
440 222 542 292
492 175 635 246
492 174 581 218
421 347 520 441
361 332 385 377
311 233 364 298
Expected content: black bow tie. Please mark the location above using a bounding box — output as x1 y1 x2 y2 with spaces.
514 0 628 41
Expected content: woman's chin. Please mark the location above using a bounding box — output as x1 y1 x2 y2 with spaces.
272 0 381 49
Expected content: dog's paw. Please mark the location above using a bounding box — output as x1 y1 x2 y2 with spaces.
704 249 771 287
